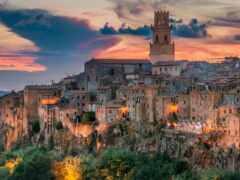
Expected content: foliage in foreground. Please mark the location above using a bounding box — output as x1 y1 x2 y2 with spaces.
0 146 240 180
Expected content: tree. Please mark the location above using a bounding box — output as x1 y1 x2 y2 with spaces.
200 169 240 180
134 152 193 180
54 121 64 131
95 148 139 180
9 149 53 180
81 112 96 123
0 167 9 180
32 120 40 134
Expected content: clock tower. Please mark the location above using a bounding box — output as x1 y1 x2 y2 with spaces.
150 10 175 64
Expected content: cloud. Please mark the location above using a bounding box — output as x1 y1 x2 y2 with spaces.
0 56 46 72
0 24 46 72
100 18 208 38
100 23 152 36
107 0 222 21
172 19 208 38
0 7 121 89
235 35 240 41
212 10 240 28
0 8 119 53
0 7 120 71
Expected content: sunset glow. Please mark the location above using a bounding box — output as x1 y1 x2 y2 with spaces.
0 0 240 90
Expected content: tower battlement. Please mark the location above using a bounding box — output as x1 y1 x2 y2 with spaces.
154 10 169 17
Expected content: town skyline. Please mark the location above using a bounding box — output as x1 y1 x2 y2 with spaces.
1 6 240 178
0 0 240 90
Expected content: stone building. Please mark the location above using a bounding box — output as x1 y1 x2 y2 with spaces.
0 91 26 150
96 100 128 124
221 113 240 148
38 96 60 136
84 58 152 91
24 85 61 124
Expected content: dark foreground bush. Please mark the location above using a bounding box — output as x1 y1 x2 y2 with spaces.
2 146 240 180
8 148 53 180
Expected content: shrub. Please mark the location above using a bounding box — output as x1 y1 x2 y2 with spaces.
0 167 9 180
95 148 139 180
9 149 53 180
54 121 63 131
81 112 96 123
32 120 40 134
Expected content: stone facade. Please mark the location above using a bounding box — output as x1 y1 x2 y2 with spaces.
96 100 128 124
0 92 26 150
24 85 61 124
84 58 152 91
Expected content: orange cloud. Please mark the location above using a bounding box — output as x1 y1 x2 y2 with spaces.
95 25 240 62
0 57 46 72
0 25 46 72
95 35 149 59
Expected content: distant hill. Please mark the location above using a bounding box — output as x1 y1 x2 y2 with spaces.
0 91 9 97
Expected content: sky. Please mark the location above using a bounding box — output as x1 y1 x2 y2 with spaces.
0 0 240 90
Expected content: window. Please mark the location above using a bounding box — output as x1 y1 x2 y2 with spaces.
155 35 159 43
164 35 168 42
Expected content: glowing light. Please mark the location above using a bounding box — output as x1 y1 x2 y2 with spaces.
52 157 81 180
5 158 22 174
203 126 215 133
62 116 94 138
120 106 129 114
167 104 178 114
41 97 60 105
96 123 109 134
75 124 93 138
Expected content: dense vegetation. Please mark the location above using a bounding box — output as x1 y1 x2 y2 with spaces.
0 146 239 180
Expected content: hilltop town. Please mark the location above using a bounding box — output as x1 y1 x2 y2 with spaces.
1 10 240 171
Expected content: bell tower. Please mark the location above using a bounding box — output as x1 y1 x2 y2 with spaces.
150 10 175 64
